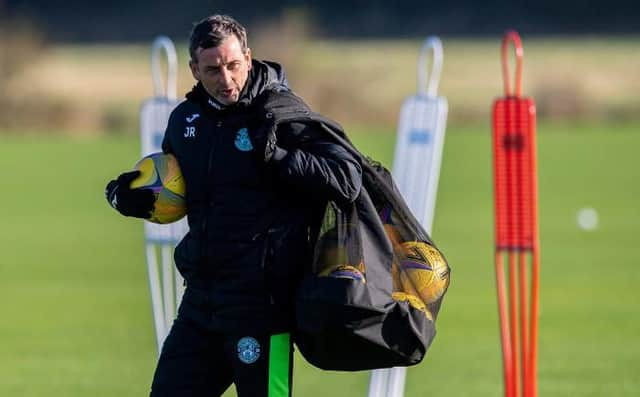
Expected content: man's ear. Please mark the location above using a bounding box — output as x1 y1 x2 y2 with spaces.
189 59 201 81
245 48 252 71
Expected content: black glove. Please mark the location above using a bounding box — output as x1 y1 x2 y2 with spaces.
252 121 279 162
105 171 155 218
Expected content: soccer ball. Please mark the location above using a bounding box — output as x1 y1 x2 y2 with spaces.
130 152 186 224
391 291 433 320
396 241 450 304
325 264 366 283
383 224 403 248
391 260 403 292
378 205 407 248
315 228 365 283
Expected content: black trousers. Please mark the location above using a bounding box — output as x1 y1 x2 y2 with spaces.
150 316 293 397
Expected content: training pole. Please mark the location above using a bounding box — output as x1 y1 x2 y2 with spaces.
368 36 448 397
140 36 188 354
492 30 540 397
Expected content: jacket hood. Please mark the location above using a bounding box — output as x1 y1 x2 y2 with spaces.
186 59 289 109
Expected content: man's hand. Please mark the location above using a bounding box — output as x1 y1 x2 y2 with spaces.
105 171 155 218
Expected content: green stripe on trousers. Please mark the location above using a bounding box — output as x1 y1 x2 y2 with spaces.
268 333 291 397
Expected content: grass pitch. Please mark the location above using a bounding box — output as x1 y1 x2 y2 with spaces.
0 122 638 396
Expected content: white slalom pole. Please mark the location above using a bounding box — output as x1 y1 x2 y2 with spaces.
367 36 448 397
367 371 388 397
146 245 165 351
161 245 175 325
140 36 188 354
151 36 178 100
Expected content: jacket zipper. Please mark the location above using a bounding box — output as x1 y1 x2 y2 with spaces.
259 230 275 304
201 119 223 265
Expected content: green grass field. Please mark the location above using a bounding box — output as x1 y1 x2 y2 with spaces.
1 122 639 396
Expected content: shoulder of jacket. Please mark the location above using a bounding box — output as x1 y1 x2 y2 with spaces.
169 99 201 123
257 88 311 117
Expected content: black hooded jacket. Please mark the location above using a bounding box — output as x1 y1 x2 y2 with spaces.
161 60 362 332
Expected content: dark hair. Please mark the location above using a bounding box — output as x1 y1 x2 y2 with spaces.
189 14 248 62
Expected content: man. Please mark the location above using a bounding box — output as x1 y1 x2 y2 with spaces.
105 14 362 397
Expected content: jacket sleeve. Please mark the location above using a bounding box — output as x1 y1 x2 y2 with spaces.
272 122 362 205
161 110 178 155
161 133 172 154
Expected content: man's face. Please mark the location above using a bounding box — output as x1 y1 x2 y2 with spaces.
190 35 252 106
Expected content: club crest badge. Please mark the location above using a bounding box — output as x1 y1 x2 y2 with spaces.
234 128 253 151
237 336 261 364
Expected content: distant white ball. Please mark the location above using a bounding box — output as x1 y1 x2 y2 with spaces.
577 207 598 231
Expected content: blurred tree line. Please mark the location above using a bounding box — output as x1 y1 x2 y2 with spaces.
1 0 640 42
1 1 639 134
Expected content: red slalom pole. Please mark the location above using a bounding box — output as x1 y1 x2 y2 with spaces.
492 30 540 397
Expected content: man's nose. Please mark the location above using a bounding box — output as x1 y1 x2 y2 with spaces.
219 68 233 85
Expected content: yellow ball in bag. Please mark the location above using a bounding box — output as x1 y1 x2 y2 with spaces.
397 241 450 304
